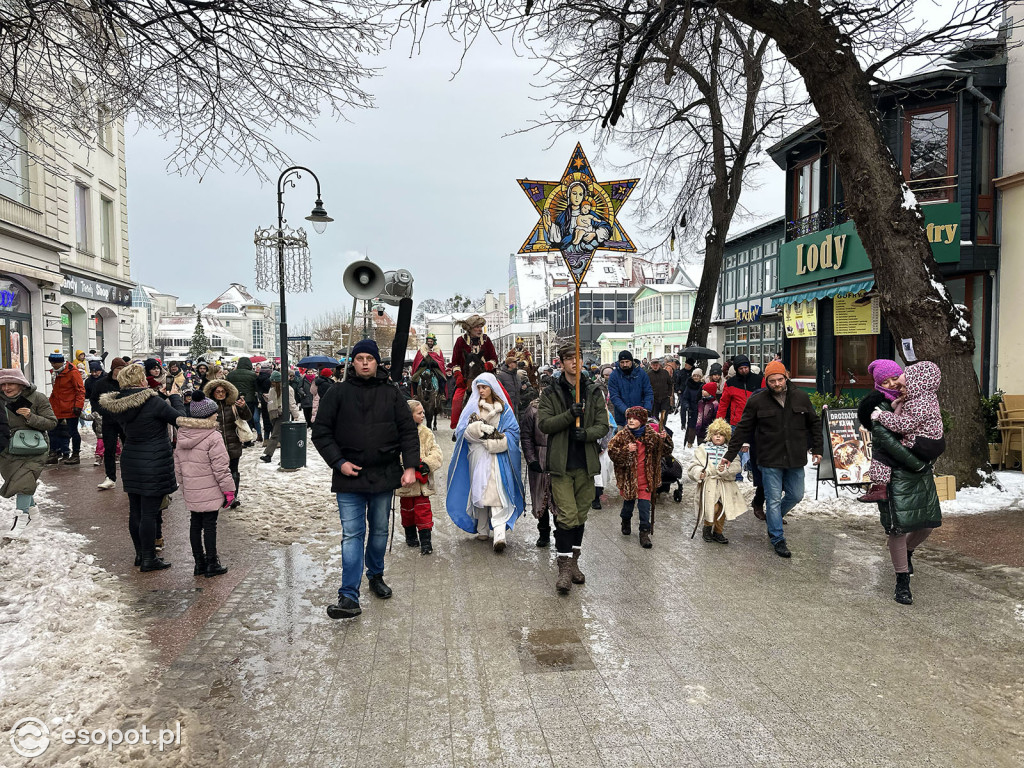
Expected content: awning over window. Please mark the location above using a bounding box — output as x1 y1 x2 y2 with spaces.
772 277 874 305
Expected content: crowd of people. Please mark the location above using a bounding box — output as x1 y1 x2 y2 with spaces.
0 329 946 617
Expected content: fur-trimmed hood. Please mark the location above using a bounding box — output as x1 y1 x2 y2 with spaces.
203 378 239 405
175 416 220 449
100 387 158 419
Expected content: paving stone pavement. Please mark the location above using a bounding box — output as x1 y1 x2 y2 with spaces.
38 427 1024 767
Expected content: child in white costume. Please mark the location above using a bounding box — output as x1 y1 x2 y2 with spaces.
687 418 746 544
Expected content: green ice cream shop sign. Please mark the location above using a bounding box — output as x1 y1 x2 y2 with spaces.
780 202 961 289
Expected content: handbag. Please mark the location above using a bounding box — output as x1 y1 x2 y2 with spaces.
232 404 255 443
9 428 49 456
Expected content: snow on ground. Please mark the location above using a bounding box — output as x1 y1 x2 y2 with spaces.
233 443 337 545
0 481 153 765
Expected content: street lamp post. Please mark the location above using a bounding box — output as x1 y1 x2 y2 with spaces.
276 166 333 423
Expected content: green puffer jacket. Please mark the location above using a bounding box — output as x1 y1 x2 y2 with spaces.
872 425 942 535
538 376 610 477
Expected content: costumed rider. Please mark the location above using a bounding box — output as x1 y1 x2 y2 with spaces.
538 344 610 595
508 336 537 386
448 314 499 429
411 333 448 392
445 372 525 553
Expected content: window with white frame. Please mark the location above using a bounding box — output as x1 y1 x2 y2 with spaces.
97 106 114 152
764 259 777 293
100 197 115 262
680 295 690 320
725 272 736 301
75 183 91 252
252 320 264 349
218 304 239 314
0 110 29 204
751 264 763 294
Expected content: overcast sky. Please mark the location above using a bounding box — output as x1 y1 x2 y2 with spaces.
126 32 784 325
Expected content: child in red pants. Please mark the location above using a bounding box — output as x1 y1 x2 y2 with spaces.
398 400 444 554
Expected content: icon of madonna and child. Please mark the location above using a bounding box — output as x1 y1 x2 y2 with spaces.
542 179 613 278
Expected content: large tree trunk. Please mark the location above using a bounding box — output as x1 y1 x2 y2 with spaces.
718 1 988 483
687 204 730 349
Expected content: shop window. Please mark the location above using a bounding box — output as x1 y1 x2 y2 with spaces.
946 274 987 383
977 119 997 244
902 105 955 202
763 322 776 341
736 326 748 342
75 183 91 252
0 278 32 380
790 337 817 379
836 335 877 390
0 110 29 205
748 325 761 341
793 155 822 221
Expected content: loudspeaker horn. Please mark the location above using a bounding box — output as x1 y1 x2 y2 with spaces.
342 258 385 299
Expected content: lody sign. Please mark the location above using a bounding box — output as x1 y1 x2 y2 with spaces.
780 202 960 289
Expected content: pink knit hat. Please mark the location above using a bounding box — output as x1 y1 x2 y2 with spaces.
0 368 30 388
868 359 903 401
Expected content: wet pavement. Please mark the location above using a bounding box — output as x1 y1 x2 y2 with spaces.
26 434 1024 767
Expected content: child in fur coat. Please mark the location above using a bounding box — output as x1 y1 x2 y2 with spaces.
607 406 673 550
173 391 235 577
687 418 745 544
397 400 444 555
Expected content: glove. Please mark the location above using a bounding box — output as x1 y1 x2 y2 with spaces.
569 402 585 419
72 407 82 416
572 428 588 442
417 462 429 475
871 408 883 421
223 491 235 508
528 460 543 473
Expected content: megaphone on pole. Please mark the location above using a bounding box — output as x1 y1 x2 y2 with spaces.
342 258 385 299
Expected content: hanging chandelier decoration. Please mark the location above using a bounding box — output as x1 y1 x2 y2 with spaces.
253 225 313 293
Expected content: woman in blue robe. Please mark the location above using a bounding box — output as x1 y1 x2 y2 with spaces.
446 372 525 553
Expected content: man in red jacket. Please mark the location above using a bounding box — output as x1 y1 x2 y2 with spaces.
715 353 764 484
46 351 85 464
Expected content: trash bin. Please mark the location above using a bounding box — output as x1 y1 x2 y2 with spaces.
280 420 307 470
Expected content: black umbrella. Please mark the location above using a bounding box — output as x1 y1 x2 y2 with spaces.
296 355 339 368
680 346 720 360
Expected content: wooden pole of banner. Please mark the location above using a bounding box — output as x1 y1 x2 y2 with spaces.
574 287 581 425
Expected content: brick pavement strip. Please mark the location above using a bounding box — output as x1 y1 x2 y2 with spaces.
23 430 1024 768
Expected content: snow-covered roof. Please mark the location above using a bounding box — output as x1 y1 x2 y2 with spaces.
154 314 244 343
206 283 266 311
424 312 475 324
632 283 697 301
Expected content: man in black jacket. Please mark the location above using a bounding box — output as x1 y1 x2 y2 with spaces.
647 358 674 427
312 339 419 619
719 360 822 558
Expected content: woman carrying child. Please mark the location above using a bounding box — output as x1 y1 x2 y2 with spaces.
687 418 745 544
607 406 673 549
398 399 444 555
446 372 525 553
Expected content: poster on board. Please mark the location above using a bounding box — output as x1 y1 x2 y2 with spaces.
783 299 817 338
824 408 872 485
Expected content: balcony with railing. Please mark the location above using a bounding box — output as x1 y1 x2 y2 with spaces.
0 196 44 235
786 203 850 241
907 174 958 203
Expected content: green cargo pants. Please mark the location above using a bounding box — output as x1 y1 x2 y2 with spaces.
549 468 594 530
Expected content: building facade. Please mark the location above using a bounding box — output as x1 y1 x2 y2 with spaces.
769 45 1003 395
713 218 786 368
0 109 132 383
530 287 636 365
631 280 698 362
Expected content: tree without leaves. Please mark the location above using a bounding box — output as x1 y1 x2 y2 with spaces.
0 0 384 178
391 0 1005 483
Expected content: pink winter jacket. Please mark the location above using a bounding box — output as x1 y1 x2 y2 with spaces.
173 417 235 512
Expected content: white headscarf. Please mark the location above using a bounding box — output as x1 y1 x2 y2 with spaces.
456 372 511 434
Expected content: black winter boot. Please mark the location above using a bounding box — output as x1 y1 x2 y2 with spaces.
139 550 171 572
404 525 419 547
702 525 713 542
419 529 432 555
621 519 631 536
205 555 228 577
907 550 915 575
592 487 603 510
894 573 913 605
63 452 81 465
536 529 550 548
367 575 392 599
194 556 207 576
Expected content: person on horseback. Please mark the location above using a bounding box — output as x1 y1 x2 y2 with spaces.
412 332 447 380
449 315 498 429
411 356 446 430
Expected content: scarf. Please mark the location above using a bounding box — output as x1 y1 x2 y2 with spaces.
629 425 646 439
877 384 903 402
703 441 728 466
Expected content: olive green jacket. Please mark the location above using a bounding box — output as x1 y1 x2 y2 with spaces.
538 376 610 477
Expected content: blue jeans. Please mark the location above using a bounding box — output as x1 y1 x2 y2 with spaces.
251 408 263 440
759 466 805 544
336 491 391 602
620 499 652 531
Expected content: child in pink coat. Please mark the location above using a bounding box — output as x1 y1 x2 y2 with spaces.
174 391 235 577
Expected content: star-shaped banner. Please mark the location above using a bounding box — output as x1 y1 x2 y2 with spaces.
517 144 638 286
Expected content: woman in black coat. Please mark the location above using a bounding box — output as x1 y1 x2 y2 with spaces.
681 369 705 447
205 379 251 507
100 364 185 571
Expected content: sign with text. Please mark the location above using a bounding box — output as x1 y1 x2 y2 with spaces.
780 202 961 289
833 291 880 336
783 299 817 338
61 275 133 307
734 304 762 324
824 408 872 485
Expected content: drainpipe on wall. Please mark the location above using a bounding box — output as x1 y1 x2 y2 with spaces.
966 75 1003 124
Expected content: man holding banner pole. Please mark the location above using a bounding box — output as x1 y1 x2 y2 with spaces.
718 360 822 558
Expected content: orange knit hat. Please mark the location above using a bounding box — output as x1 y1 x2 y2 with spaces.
764 360 789 378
